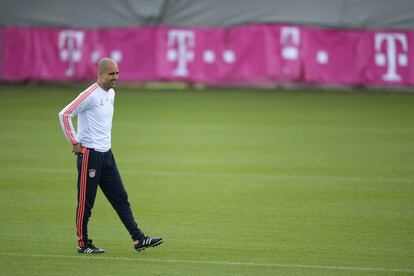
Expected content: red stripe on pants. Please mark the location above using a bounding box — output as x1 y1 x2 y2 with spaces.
77 149 89 247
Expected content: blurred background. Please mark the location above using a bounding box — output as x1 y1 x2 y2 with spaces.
1 0 414 89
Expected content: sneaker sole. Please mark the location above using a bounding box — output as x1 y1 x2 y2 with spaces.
135 239 164 252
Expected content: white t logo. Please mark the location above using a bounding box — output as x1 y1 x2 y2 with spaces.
166 30 195 77
280 27 300 60
375 33 408 82
58 30 85 77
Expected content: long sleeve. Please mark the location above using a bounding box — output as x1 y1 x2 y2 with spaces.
58 84 98 145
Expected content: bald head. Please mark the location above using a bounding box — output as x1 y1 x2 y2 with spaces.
98 58 117 74
97 58 119 91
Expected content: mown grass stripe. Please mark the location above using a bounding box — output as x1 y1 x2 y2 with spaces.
1 252 413 273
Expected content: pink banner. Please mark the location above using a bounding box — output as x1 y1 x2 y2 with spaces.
1 27 157 81
1 25 413 87
302 28 370 85
303 28 413 86
364 31 413 86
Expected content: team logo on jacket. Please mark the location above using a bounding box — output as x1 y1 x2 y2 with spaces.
89 169 97 178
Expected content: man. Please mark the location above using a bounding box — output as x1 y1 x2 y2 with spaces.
58 58 163 254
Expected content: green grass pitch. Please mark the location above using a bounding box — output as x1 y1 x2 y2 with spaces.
0 83 413 275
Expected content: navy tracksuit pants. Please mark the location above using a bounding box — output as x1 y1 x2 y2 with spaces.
76 148 144 247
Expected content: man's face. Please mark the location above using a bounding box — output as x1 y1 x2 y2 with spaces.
100 62 119 90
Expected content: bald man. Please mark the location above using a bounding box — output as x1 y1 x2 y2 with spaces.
59 58 163 254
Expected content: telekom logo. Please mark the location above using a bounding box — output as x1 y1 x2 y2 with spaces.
375 33 408 82
166 30 195 77
58 30 85 77
280 27 300 60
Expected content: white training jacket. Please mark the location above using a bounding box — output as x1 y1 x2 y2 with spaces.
58 83 115 152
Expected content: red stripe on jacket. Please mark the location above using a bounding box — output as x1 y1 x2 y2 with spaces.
63 84 98 144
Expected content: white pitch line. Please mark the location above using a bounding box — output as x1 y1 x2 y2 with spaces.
0 252 413 273
1 167 413 183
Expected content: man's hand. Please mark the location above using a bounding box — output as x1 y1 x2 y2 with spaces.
72 143 82 155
